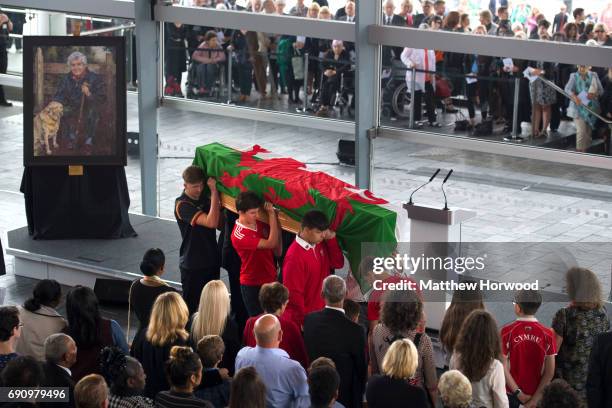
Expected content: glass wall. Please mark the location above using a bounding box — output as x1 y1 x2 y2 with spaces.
2 7 135 87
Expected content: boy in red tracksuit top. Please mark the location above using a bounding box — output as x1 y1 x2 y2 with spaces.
231 191 281 317
282 210 345 328
501 289 556 408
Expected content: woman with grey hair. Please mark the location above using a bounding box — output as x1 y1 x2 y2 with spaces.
100 346 154 408
438 370 474 408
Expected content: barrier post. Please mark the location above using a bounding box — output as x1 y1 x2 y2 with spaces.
226 48 233 104
301 52 309 112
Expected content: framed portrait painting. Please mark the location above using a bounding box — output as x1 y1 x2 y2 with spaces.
23 36 126 166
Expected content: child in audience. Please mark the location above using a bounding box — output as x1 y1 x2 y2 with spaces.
501 290 556 408
195 335 231 408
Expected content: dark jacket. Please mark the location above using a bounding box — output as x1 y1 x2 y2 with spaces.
40 361 76 408
303 308 367 408
320 50 351 79
587 331 612 408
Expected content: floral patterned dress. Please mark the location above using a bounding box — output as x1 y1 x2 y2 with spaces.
552 306 610 400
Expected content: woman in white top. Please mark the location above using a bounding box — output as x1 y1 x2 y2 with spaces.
450 310 509 408
15 279 66 360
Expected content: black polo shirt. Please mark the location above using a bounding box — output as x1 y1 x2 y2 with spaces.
174 192 220 271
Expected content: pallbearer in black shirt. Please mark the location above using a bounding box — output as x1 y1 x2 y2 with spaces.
174 166 221 314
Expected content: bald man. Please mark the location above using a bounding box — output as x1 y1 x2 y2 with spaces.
235 314 310 408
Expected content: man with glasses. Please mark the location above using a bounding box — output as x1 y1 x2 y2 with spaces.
594 23 612 46
0 306 21 371
174 165 221 314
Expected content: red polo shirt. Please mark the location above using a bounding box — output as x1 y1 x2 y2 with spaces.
282 236 344 327
501 317 557 395
231 220 277 286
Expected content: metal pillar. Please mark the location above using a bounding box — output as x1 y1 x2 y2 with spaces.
134 0 159 216
503 77 524 143
355 0 380 189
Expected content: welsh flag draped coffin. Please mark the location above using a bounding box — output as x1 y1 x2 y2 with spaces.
193 142 398 292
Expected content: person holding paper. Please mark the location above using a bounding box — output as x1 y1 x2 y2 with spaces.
565 65 604 152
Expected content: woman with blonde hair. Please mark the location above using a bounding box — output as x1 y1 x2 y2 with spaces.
552 267 610 400
439 370 473 408
318 6 332 20
132 291 190 398
307 2 321 19
366 339 428 408
189 280 240 375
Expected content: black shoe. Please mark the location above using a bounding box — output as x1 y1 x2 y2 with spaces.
428 121 442 128
0 101 12 107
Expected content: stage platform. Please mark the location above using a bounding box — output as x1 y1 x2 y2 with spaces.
6 213 184 289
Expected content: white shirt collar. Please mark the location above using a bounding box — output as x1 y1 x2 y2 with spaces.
325 306 345 314
295 235 314 250
236 220 257 232
516 316 538 322
57 364 72 376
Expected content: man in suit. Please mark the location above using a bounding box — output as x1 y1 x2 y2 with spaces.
303 276 366 408
553 4 569 33
413 0 433 27
41 333 77 408
586 330 612 408
382 0 406 67
336 0 356 23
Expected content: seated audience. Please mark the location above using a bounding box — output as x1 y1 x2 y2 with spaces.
587 329 612 408
41 333 77 408
194 335 231 408
155 346 213 408
100 346 154 408
189 280 240 375
242 282 309 368
129 248 177 348
370 289 437 404
15 279 66 361
315 40 350 117
191 30 226 97
450 310 508 408
63 286 128 382
282 209 344 329
439 286 484 366
74 374 109 408
132 292 190 398
552 267 610 400
0 305 21 372
228 366 266 408
366 339 428 408
501 290 555 408
538 379 581 408
308 365 341 408
438 370 473 408
235 314 310 408
303 275 366 408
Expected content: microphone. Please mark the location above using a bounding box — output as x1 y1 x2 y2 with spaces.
442 169 453 210
407 168 440 205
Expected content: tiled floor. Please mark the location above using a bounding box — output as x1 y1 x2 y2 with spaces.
1 94 611 337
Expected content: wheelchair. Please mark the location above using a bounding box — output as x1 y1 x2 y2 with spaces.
381 59 412 120
185 59 226 101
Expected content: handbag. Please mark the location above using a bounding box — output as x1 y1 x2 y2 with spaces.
291 55 304 80
454 111 470 131
435 75 452 98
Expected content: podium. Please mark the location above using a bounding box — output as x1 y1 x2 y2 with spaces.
404 203 476 242
403 203 476 335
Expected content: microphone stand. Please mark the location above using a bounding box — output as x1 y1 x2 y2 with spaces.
442 169 453 210
407 168 441 205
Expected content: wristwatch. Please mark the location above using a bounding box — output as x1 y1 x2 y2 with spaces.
512 388 522 398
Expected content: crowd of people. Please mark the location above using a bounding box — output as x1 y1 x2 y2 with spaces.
1 163 611 408
155 0 612 151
